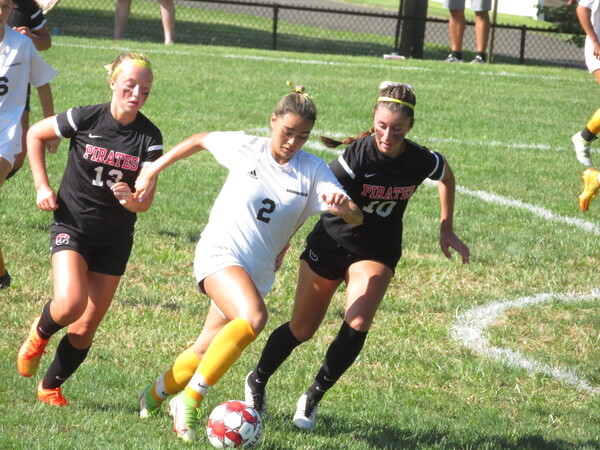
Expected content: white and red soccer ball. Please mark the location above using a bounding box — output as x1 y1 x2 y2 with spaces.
206 400 263 448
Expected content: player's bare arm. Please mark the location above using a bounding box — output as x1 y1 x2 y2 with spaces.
27 116 59 211
321 192 363 225
437 161 470 263
134 132 211 201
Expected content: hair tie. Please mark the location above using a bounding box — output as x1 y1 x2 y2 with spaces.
377 96 415 110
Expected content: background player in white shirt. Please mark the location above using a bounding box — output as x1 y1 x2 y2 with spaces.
17 53 163 406
134 84 363 442
572 0 600 210
0 0 56 289
245 82 470 431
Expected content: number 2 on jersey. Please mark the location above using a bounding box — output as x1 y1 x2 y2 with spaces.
257 198 276 223
92 166 123 188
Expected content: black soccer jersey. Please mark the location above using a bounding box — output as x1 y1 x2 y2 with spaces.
53 103 163 237
321 135 444 259
8 0 46 30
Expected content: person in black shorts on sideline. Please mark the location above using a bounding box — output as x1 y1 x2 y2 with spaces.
16 52 163 407
245 81 471 430
7 0 52 179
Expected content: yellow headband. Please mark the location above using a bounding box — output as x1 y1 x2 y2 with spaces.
106 59 152 80
377 96 415 110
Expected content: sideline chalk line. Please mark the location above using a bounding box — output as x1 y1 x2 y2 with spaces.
451 290 600 394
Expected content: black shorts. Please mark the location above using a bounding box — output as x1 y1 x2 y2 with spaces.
50 223 133 276
300 226 399 281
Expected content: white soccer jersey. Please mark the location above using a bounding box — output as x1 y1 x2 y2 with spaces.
580 0 600 34
0 26 55 165
194 131 346 296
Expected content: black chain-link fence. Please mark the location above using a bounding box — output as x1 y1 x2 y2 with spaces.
45 0 586 68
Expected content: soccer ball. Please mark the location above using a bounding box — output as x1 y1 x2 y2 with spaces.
206 400 263 448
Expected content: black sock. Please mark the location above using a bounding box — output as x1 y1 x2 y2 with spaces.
582 128 597 142
37 300 65 340
307 321 368 404
249 322 301 391
42 334 90 389
451 51 463 60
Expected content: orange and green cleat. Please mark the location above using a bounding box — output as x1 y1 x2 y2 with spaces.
37 380 69 406
17 316 49 377
579 168 600 212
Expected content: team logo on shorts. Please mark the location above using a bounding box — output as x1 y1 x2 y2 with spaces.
309 249 319 262
55 233 70 246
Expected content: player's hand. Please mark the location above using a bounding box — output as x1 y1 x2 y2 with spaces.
12 26 34 40
36 185 58 211
440 229 470 264
593 42 600 60
133 172 157 202
46 138 60 154
111 182 133 205
321 192 351 215
274 242 291 271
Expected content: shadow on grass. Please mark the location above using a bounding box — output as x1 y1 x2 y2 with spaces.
302 415 600 449
51 8 395 57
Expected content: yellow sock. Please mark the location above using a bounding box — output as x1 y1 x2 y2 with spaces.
0 247 6 276
184 318 256 402
587 108 600 135
152 345 201 400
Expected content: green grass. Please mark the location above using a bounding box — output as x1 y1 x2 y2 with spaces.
1 36 599 448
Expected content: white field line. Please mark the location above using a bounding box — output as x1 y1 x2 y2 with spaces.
451 291 600 394
54 42 580 83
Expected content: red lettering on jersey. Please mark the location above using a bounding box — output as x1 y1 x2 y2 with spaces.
361 185 373 196
96 147 107 163
361 183 417 200
104 150 115 166
113 152 125 168
83 145 94 160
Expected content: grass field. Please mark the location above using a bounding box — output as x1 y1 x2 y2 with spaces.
0 35 599 449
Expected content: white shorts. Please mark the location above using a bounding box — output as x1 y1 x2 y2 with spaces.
193 240 274 300
585 37 600 74
0 123 22 167
443 0 492 11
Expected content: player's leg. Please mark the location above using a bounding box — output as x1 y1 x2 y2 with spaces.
443 0 466 61
17 250 87 378
0 246 9 289
170 266 264 442
471 10 490 63
0 156 11 187
140 306 222 418
246 260 341 416
293 260 393 430
573 105 600 167
113 0 132 40
37 270 120 406
158 0 175 44
579 168 600 211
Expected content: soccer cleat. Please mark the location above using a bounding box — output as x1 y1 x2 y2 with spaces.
292 394 319 430
17 316 49 377
470 55 485 64
168 392 198 442
579 168 600 212
244 371 268 417
37 380 69 406
139 384 163 418
572 132 593 167
0 271 10 289
444 54 463 63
